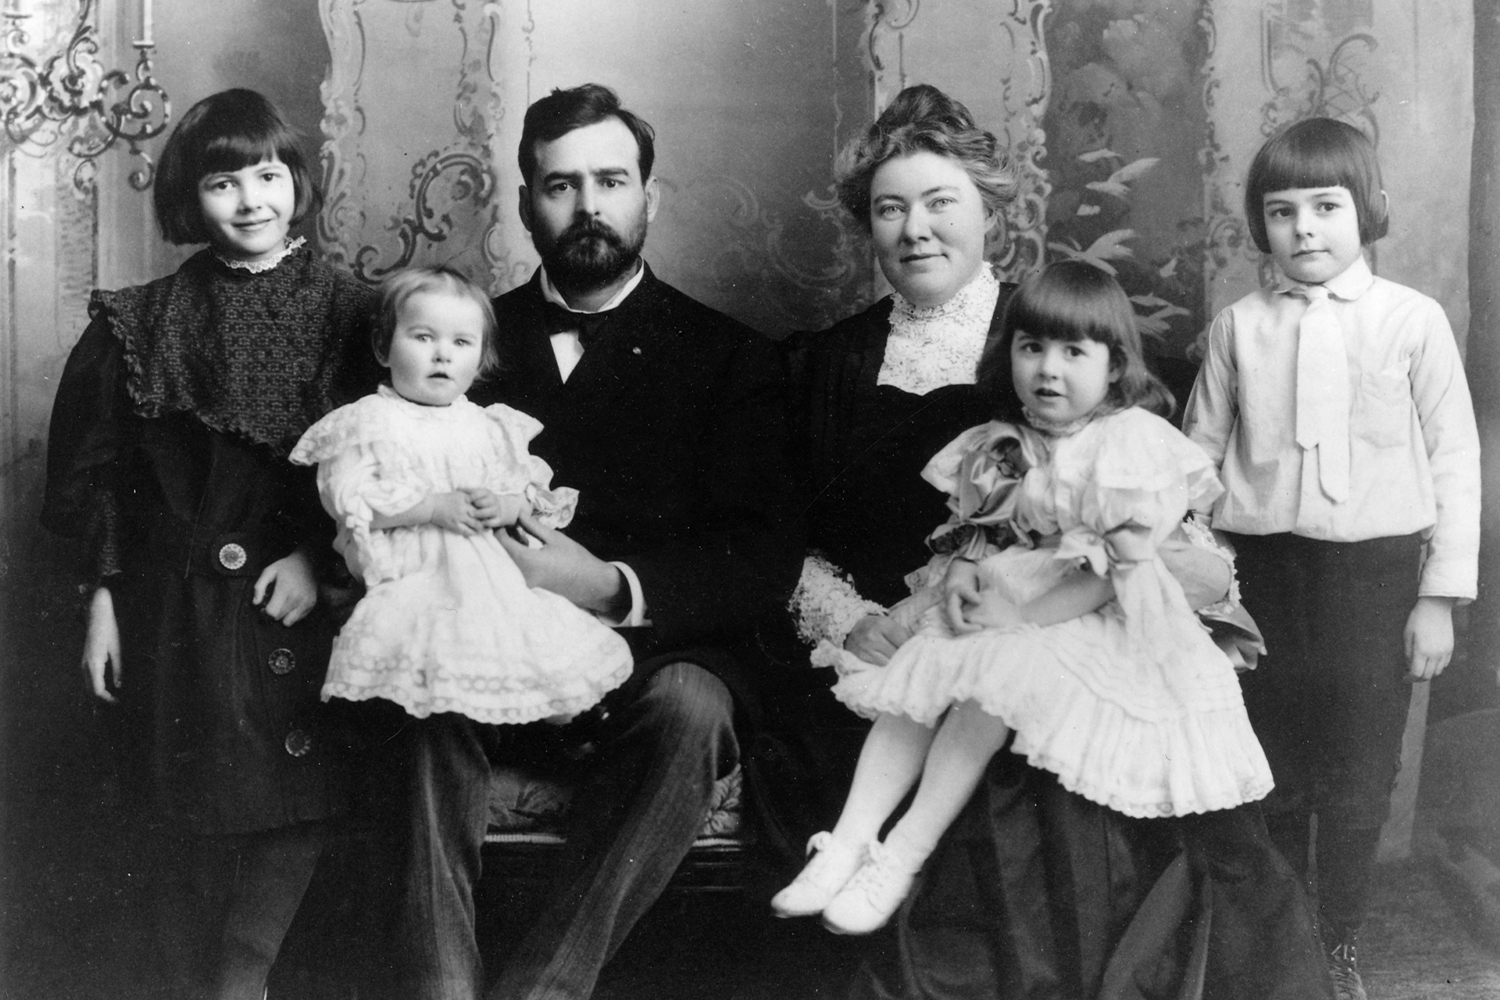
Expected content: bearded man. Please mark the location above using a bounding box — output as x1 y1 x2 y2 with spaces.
370 83 803 1000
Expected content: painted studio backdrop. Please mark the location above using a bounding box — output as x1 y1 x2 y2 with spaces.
2 0 1493 898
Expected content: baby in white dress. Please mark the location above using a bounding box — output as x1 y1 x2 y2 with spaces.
291 267 631 724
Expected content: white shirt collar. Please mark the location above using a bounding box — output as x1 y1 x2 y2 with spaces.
538 260 646 314
1274 253 1375 302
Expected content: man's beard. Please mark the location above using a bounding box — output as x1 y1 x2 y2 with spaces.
534 213 647 291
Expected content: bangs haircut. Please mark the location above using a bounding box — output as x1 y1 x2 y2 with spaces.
1245 117 1387 253
154 88 322 245
518 83 656 185
835 83 1015 233
373 267 501 376
976 260 1173 422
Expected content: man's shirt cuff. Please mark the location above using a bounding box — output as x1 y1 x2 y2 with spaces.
601 561 648 627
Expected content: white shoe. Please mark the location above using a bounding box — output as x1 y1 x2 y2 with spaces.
820 838 922 935
770 832 867 918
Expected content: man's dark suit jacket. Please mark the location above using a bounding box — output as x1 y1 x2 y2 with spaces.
475 264 804 718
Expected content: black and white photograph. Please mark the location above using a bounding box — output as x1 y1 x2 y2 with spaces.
4 2 1500 998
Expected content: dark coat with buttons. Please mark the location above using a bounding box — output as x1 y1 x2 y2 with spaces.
41 249 375 835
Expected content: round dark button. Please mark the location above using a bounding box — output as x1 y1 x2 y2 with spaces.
218 543 248 571
284 729 312 757
268 648 295 675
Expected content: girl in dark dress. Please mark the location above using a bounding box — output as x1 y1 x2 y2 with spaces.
785 85 1330 1000
41 89 374 999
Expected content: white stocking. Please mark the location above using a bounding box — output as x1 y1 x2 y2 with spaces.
829 711 938 845
885 700 1012 862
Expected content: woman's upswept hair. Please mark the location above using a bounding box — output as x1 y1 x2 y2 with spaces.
835 84 1016 231
373 267 501 377
1244 117 1388 252
977 260 1173 422
154 89 322 245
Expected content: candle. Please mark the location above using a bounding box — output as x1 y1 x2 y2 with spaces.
140 0 153 46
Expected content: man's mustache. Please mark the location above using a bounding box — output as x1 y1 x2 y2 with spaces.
559 219 624 248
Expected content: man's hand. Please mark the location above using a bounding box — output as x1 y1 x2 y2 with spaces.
498 512 627 616
844 614 912 666
82 587 122 702
1405 595 1456 682
254 548 318 626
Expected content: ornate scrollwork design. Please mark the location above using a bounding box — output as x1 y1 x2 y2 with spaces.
990 0 1051 280
866 0 920 75
1260 19 1380 142
1198 2 1249 279
353 148 494 282
1 0 170 193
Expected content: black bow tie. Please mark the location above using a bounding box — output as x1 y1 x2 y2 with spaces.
543 301 613 347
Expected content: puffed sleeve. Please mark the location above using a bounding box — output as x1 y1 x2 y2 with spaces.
1082 409 1224 551
482 402 578 529
291 396 427 584
41 313 132 584
1070 410 1228 654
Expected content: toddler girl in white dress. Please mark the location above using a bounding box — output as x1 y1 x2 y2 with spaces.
774 261 1272 934
292 267 631 724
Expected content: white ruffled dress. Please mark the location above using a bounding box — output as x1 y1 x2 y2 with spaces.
290 385 632 724
818 407 1273 818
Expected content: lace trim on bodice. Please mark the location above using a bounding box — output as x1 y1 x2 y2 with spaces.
214 236 307 274
877 267 1001 396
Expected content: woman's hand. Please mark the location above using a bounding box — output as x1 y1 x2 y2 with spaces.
1405 595 1456 681
254 548 318 626
82 587 122 702
844 614 912 666
465 488 528 530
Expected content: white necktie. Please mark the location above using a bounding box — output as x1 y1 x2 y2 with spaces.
1294 285 1350 502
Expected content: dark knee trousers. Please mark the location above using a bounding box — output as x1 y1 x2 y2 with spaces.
1228 531 1419 932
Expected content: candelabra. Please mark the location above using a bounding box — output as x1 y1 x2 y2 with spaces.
1 0 169 192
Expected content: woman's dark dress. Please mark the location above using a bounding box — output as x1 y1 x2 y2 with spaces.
784 294 1331 1000
42 247 376 835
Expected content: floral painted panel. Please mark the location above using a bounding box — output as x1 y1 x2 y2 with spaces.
1038 0 1211 362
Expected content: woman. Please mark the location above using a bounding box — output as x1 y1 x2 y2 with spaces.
784 85 1326 1000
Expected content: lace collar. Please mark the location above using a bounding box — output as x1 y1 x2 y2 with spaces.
878 267 1001 396
215 236 307 274
1021 404 1114 438
377 381 470 413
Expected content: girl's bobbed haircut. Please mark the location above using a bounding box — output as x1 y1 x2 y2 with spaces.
373 266 501 377
976 260 1173 422
835 84 1016 232
153 89 323 246
1244 117 1387 253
